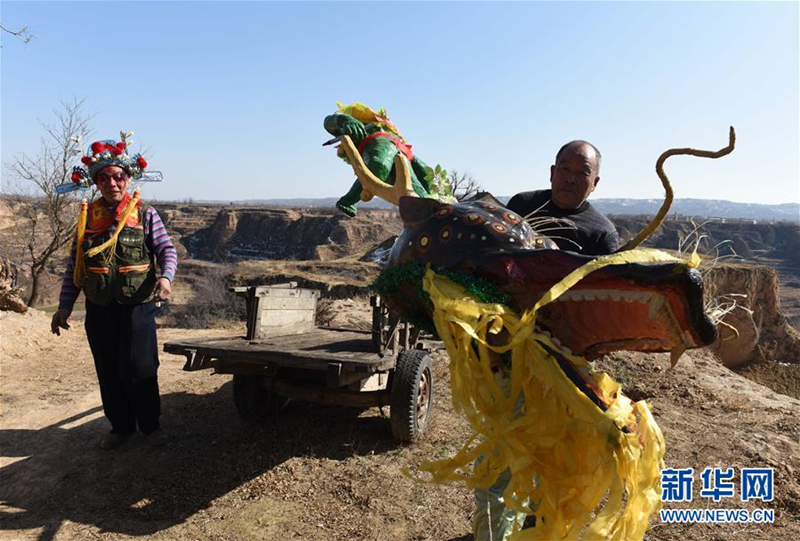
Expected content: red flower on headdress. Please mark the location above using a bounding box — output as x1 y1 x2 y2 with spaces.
111 146 123 156
71 171 82 183
116 142 126 150
136 156 148 169
90 142 105 154
81 156 93 165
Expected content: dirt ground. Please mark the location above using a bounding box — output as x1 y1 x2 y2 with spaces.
1 306 799 541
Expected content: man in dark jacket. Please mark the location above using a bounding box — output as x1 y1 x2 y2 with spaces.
507 140 619 256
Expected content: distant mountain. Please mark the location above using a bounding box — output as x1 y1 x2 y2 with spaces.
593 198 799 222
229 197 798 222
237 197 393 210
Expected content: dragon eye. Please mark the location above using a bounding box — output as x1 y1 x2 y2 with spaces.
417 233 432 252
439 226 453 242
464 212 485 225
436 205 454 218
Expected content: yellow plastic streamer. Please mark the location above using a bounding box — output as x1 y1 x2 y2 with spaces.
72 199 88 287
417 248 695 540
85 189 141 264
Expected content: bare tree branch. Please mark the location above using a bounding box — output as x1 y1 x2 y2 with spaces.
449 170 482 202
0 23 33 44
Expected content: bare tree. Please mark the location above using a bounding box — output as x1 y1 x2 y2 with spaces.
0 23 33 44
449 170 482 201
6 99 94 305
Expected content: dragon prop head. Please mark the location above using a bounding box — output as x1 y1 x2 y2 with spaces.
384 193 717 363
330 125 735 539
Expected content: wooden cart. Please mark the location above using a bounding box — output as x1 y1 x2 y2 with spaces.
163 283 435 443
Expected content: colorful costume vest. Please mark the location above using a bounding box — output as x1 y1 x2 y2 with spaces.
82 197 156 306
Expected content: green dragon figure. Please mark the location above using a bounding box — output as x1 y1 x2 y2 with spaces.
323 102 435 216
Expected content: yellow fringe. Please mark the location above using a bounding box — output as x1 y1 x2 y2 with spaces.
85 189 141 264
72 200 88 287
416 249 695 540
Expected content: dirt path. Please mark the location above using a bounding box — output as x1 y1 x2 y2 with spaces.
1 309 798 540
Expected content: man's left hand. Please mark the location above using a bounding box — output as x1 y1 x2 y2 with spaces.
154 277 172 301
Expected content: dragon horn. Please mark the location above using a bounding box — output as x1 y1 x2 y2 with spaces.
339 135 417 206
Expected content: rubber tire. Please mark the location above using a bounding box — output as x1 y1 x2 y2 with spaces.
390 350 434 443
232 374 275 422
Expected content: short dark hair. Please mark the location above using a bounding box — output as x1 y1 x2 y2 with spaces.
555 140 602 173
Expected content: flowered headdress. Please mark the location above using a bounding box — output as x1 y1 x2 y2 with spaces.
69 131 149 188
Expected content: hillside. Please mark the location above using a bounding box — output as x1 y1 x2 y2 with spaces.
155 204 800 329
1 197 799 540
1 307 798 541
200 197 800 223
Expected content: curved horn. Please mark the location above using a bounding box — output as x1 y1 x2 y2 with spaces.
620 126 736 251
339 135 417 206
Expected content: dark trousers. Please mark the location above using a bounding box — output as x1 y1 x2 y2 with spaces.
85 300 161 434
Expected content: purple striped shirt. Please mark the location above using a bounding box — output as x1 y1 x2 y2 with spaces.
58 205 178 310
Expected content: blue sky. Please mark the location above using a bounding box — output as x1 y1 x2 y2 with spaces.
2 1 798 205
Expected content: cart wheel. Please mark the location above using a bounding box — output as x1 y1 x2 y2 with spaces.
390 350 434 443
233 374 275 422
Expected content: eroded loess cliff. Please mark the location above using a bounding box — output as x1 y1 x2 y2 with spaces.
0 257 27 313
183 208 400 262
702 263 800 398
612 216 800 328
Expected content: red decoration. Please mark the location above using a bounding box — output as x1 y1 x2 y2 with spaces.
71 171 82 183
136 156 147 169
111 146 123 156
81 156 93 165
90 142 105 154
116 142 126 150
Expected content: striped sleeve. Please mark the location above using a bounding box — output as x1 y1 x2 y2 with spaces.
144 206 178 282
58 235 81 310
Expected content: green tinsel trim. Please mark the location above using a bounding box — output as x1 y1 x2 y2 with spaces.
441 270 511 306
371 262 512 335
372 261 428 300
371 261 436 333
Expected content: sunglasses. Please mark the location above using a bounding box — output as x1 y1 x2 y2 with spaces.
96 172 129 184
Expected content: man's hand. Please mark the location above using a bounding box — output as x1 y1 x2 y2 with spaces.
154 277 172 301
51 308 72 336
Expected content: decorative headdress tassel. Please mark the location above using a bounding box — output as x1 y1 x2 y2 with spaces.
72 199 88 287
85 188 142 263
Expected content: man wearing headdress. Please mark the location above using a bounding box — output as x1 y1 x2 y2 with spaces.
51 137 177 450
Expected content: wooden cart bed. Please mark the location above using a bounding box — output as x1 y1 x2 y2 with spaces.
164 327 397 375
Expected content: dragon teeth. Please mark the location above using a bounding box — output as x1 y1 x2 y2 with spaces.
670 346 686 368
555 290 654 303
535 327 551 338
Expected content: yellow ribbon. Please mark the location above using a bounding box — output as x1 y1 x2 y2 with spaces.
416 248 694 540
84 189 141 264
72 200 88 287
